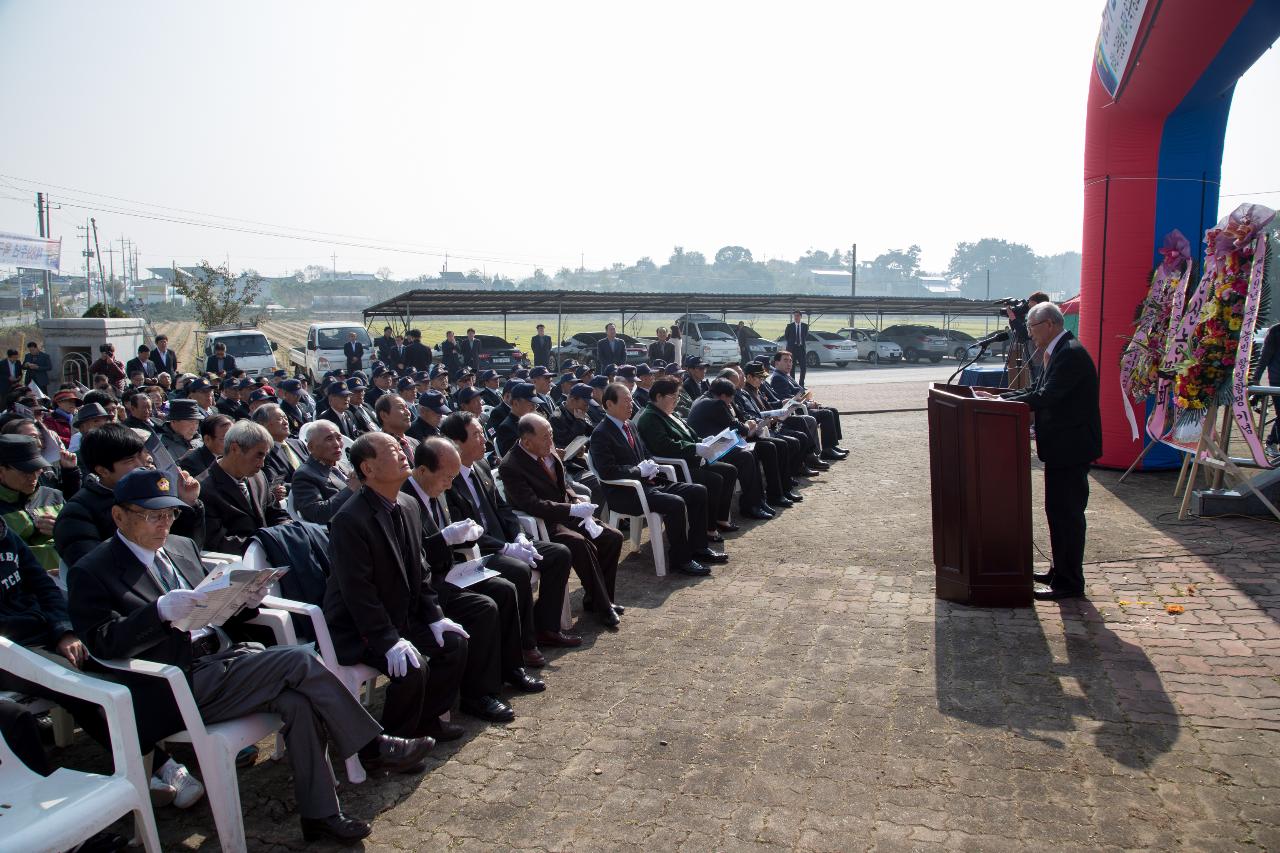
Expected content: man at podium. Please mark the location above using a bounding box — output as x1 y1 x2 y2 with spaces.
974 302 1101 601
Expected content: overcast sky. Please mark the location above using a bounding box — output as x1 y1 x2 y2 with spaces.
1 1 1277 280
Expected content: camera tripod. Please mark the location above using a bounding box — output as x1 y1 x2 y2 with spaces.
1004 330 1035 390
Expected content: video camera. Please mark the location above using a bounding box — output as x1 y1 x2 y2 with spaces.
993 297 1030 341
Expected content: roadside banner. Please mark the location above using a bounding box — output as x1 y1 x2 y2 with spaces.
0 231 61 272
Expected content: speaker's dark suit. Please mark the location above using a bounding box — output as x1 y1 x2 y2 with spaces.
71 532 381 819
588 415 708 563
497 446 623 616
1004 331 1101 595
401 480 517 697
196 462 291 555
445 460 571 642
596 336 627 369
324 489 467 737
783 320 809 384
633 403 738 523
403 341 432 371
647 340 675 364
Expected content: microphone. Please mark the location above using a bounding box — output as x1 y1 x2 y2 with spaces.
976 330 1010 347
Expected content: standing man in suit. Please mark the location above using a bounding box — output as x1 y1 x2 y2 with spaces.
292 420 360 524
784 310 810 385
588 383 725 576
976 302 1102 601
440 330 460 377
126 345 158 381
1 349 25 399
596 323 626 370
439 412 578 653
375 326 398 364
343 331 364 373
531 324 553 368
403 330 432 373
648 328 675 365
204 342 236 378
325 433 475 738
70 468 432 843
150 334 179 377
499 414 624 628
458 328 481 372
21 341 52 393
736 321 753 364
196 420 291 554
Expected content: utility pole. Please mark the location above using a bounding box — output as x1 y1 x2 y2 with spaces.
105 246 117 298
849 243 857 328
331 252 337 282
121 238 129 287
36 193 53 319
985 268 992 334
91 218 108 309
78 222 93 300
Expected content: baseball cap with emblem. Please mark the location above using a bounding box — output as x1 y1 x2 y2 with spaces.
113 468 188 510
346 377 366 392
279 378 302 394
635 364 653 377
478 369 498 383
397 376 416 392
587 375 610 389
418 390 450 413
528 365 551 379
744 361 767 377
457 387 485 405
574 365 593 380
248 388 276 403
569 383 594 400
510 382 537 400
188 377 214 393
326 382 351 398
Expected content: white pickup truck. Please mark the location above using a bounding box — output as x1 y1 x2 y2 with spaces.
197 324 279 379
288 322 375 384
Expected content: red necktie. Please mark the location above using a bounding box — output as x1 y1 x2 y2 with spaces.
623 421 637 450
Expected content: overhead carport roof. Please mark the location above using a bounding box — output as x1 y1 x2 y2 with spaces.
363 289 1004 320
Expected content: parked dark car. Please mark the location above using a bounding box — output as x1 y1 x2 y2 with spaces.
552 332 648 370
736 325 779 362
433 335 527 371
936 328 988 361
876 324 950 363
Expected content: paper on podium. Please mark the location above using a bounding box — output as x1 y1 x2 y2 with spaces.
173 561 290 632
445 556 501 589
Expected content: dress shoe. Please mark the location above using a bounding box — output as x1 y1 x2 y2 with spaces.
1033 584 1084 601
784 491 804 502
831 446 850 457
820 450 843 461
423 718 467 742
741 506 774 520
235 745 259 770
807 458 831 471
1033 570 1054 584
674 560 711 576
598 607 621 629
759 502 777 515
460 694 516 722
693 548 729 564
522 647 547 668
798 467 823 477
535 629 584 647
706 531 724 543
770 496 795 508
300 813 372 843
716 520 741 532
360 734 435 774
612 603 625 615
505 668 546 692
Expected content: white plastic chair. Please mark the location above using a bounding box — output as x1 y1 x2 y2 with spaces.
493 476 574 629
651 456 693 483
0 638 161 853
586 455 674 577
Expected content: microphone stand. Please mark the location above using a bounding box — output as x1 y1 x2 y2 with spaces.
947 342 991 385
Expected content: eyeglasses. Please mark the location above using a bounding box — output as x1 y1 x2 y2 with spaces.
1027 320 1048 329
123 507 178 525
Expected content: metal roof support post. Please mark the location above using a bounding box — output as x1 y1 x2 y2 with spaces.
503 310 508 341
556 299 563 363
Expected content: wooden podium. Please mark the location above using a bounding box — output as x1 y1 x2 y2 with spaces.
927 383 1033 607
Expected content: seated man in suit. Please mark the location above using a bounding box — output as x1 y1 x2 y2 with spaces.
320 382 358 439
375 392 420 459
730 363 808 502
634 377 753 529
408 390 450 441
196 420 291 554
291 420 359 524
499 414 624 629
345 378 379 436
439 412 578 654
253 403 308 485
324 433 477 739
588 383 725 576
215 378 249 420
70 468 434 843
404 437 543 721
178 413 232 478
768 351 848 461
277 379 312 435
477 370 503 407
686 377 773 519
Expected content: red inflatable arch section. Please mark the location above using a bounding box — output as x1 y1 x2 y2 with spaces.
1080 0 1280 468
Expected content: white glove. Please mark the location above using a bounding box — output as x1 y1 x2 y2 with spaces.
638 459 659 478
582 516 604 539
156 590 207 623
569 502 596 519
500 541 539 566
441 519 484 546
384 638 421 678
428 617 471 648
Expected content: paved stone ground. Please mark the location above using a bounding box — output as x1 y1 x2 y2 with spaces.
63 401 1280 851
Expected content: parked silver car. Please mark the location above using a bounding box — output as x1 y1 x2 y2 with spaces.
838 328 903 364
775 330 859 368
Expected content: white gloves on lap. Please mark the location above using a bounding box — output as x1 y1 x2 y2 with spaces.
638 460 659 478
428 618 470 647
385 638 421 678
441 519 484 546
500 541 541 566
569 502 596 520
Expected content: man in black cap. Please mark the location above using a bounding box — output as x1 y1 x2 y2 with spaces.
633 364 656 409
494 383 538 456
551 372 575 407
245 387 277 418
320 382 357 440
277 379 311 435
455 386 486 417
366 367 393 408
585 375 609 426
408 390 450 441
158 399 203 463
526 366 558 419
215 378 246 420
346 378 378 435
0 435 76 573
70 467 433 843
530 324 552 368
477 370 503 407
682 356 709 401
184 377 216 418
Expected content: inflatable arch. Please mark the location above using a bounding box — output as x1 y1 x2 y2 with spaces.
1080 0 1280 469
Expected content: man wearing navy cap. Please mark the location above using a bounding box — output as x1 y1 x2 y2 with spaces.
586 375 609 426
246 387 277 416
477 370 502 408
450 367 476 408
366 367 390 408
551 372 575 406
428 364 450 394
549 383 603 506
396 375 417 405
70 468 431 842
185 377 216 417
408 390 450 441
633 364 655 409
526 366 557 419
574 364 594 382
278 379 311 436
346 378 378 436
319 382 357 439
455 386 485 417
682 356 709 401
216 378 248 420
494 383 537 456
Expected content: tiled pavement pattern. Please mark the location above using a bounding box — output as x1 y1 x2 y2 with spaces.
66 409 1279 851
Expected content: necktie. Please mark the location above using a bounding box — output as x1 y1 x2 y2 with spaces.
432 497 449 528
464 468 503 534
154 550 185 592
623 420 637 451
541 456 557 482
283 442 303 470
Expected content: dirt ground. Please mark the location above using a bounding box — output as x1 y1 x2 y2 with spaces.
56 396 1280 851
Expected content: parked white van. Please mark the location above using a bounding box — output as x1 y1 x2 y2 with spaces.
674 314 742 366
200 324 278 378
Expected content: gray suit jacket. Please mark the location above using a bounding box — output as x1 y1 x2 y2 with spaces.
290 457 355 524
